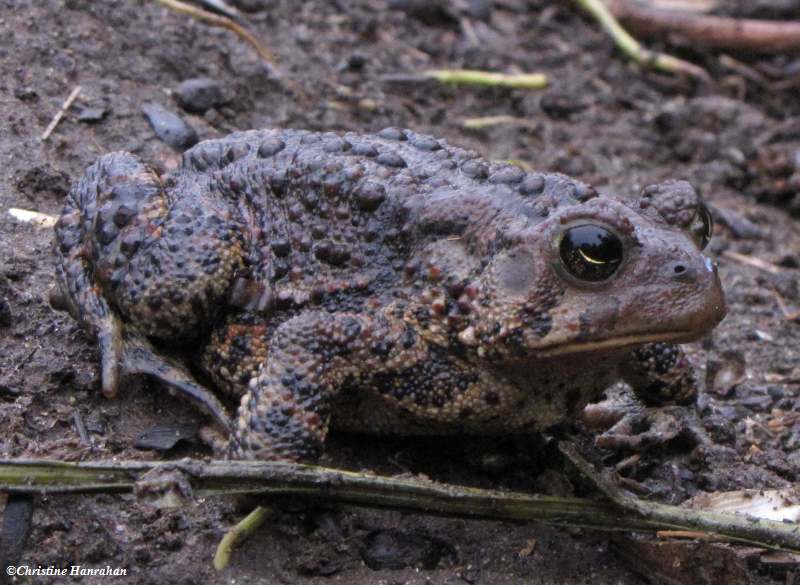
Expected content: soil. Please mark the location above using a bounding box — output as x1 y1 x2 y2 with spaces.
1 0 800 583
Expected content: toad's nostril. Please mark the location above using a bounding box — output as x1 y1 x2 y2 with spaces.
669 261 696 282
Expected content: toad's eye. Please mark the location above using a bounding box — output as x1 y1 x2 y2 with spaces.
559 225 623 282
690 201 713 250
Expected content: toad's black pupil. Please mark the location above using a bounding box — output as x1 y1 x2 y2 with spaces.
559 225 623 282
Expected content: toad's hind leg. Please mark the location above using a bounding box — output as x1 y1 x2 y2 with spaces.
228 311 402 462
55 152 245 405
200 319 269 399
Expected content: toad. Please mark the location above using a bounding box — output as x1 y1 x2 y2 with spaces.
53 128 725 462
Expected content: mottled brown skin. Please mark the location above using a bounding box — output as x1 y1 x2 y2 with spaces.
53 128 726 462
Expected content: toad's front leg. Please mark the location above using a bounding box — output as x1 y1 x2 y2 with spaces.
227 310 421 461
622 343 697 407
594 343 707 451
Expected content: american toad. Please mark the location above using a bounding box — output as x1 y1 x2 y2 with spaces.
53 129 725 461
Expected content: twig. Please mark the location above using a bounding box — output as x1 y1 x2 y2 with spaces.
41 86 81 142
1 458 799 552
462 115 538 130
558 442 651 516
657 529 727 541
770 290 800 322
719 55 770 88
72 409 92 448
152 0 277 67
213 505 272 570
605 0 800 53
722 251 784 275
647 0 717 10
424 69 548 89
574 0 710 82
13 346 39 373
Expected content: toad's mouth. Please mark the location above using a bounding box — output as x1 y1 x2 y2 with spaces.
536 330 696 358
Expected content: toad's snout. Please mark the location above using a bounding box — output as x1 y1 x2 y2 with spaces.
666 252 726 335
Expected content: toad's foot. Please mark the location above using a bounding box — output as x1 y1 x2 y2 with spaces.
122 331 233 434
76 308 232 433
587 401 710 452
588 341 711 452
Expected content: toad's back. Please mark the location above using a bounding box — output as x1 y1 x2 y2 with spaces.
180 128 593 316
56 128 591 341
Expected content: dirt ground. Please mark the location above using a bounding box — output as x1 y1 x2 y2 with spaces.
1 0 800 583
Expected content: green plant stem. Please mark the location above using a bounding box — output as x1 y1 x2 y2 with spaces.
425 69 548 89
213 505 272 570
574 0 710 81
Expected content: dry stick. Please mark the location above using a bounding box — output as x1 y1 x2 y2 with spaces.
647 0 717 11
657 529 726 541
152 0 277 67
41 86 81 142
558 442 650 517
606 0 800 53
574 0 710 82
72 409 92 448
718 55 770 87
770 290 800 322
462 115 537 130
1 458 799 552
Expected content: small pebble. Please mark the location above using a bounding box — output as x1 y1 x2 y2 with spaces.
336 53 367 73
360 529 454 570
706 351 746 397
78 107 108 124
13 87 37 101
134 424 197 451
141 102 198 150
767 386 785 401
174 78 227 114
